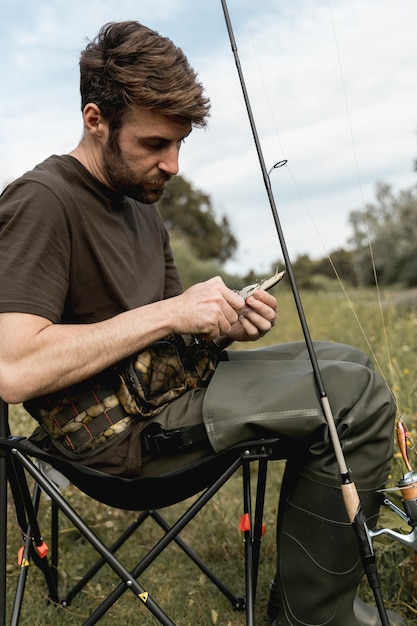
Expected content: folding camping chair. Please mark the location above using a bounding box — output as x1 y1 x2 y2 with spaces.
0 398 284 625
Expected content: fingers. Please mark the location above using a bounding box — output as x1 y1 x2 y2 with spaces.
211 277 245 313
173 277 245 338
246 290 277 322
239 290 277 336
210 279 245 336
250 288 277 308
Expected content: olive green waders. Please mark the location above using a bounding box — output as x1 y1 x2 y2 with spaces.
202 342 396 625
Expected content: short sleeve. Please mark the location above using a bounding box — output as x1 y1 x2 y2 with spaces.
0 179 71 322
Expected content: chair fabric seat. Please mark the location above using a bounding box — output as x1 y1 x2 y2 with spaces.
4 435 283 510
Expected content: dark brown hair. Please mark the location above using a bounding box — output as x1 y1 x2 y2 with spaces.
79 21 210 129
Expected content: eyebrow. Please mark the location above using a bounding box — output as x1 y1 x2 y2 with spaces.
141 127 192 142
137 131 190 148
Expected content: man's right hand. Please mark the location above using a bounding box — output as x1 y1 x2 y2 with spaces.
169 276 245 340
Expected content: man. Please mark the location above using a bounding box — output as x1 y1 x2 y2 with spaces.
0 21 402 625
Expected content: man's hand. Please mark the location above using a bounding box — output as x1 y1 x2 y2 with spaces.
169 276 246 339
220 289 277 344
169 276 277 344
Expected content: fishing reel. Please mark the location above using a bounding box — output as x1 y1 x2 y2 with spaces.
370 418 417 551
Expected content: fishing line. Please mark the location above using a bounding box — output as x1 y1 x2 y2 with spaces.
328 0 397 399
238 0 402 420
330 2 416 460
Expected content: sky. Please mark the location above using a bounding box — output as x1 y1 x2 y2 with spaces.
1 0 416 275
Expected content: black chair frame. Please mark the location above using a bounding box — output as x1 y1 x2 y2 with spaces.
0 399 283 625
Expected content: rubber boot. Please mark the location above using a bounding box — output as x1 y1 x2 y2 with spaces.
269 467 403 626
269 589 405 626
353 597 405 625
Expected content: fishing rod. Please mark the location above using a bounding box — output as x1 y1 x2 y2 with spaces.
219 1 390 623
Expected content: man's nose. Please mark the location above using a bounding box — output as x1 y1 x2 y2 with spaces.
158 145 180 176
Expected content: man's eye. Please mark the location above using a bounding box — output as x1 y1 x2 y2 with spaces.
146 141 165 149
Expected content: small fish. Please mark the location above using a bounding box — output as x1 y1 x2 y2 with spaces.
238 269 286 300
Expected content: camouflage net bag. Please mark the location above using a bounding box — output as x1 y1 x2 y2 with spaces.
116 334 219 418
25 334 219 457
25 376 135 457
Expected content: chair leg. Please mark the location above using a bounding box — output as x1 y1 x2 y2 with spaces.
10 457 60 603
6 455 61 626
151 510 244 609
252 456 269 594
50 500 59 591
11 448 177 626
82 455 244 626
11 501 45 626
63 511 151 606
84 450 270 626
0 400 9 625
241 452 270 626
0 462 7 626
242 461 255 626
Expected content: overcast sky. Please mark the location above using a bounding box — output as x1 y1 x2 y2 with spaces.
1 0 416 275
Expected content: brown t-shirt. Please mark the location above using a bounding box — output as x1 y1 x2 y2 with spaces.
0 154 183 323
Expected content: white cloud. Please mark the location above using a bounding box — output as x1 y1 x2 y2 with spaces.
1 0 416 274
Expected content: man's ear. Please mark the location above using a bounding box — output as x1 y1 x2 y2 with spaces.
82 103 108 140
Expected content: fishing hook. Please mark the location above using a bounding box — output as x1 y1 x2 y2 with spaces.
219 1 391 623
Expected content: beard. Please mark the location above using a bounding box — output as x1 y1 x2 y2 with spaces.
101 135 171 204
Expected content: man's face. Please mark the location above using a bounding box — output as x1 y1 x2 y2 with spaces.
101 107 192 203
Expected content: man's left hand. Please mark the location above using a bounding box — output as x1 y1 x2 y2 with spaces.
222 289 277 343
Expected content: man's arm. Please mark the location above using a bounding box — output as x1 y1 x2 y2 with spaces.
0 277 256 404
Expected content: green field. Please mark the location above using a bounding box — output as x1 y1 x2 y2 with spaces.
5 287 417 625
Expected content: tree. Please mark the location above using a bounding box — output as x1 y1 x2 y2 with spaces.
348 182 417 286
315 248 357 286
169 237 242 290
158 175 238 263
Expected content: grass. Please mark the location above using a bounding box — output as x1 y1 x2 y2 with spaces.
4 286 417 625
